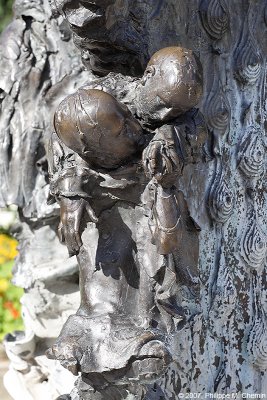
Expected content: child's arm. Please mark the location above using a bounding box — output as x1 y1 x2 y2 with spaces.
142 124 184 188
48 132 98 256
142 110 208 186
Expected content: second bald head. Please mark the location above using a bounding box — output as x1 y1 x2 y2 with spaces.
137 46 203 123
54 89 144 169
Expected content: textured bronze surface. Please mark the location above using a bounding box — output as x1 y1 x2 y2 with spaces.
47 46 206 398
54 89 144 169
2 1 266 399
137 47 203 123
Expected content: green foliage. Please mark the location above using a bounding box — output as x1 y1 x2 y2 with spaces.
0 260 24 341
0 0 13 33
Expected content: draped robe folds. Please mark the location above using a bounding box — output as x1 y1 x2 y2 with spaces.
48 111 202 379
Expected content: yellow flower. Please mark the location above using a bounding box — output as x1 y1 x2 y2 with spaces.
0 234 18 262
0 278 9 294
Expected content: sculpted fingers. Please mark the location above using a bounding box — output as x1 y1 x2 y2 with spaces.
85 202 98 223
59 205 81 256
58 198 98 257
142 147 150 176
161 152 173 175
75 231 83 249
58 221 65 243
142 139 184 186
150 143 163 176
64 227 80 256
143 141 163 178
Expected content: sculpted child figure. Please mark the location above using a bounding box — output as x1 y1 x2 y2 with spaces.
48 88 172 388
47 47 206 396
137 47 206 255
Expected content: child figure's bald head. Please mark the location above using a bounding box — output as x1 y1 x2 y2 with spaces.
137 47 203 123
54 89 144 169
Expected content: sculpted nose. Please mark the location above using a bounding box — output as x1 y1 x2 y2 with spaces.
82 0 115 6
54 1 115 28
65 4 104 28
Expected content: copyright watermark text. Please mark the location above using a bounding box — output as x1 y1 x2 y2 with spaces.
177 394 266 399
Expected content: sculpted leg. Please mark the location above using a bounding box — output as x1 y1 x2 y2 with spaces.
47 205 172 385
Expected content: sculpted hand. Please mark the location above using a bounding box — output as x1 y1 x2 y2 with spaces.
58 197 98 256
142 140 182 185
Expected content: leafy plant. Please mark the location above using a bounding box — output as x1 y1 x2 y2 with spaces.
0 234 24 341
0 0 13 33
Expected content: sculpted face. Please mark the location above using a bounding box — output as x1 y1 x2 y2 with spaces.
52 0 145 75
53 0 116 23
54 88 144 169
137 47 203 123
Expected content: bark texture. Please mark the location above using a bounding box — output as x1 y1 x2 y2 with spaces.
0 0 266 399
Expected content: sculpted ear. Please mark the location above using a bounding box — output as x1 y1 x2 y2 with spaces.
153 103 174 122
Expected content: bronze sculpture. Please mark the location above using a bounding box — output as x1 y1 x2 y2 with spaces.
1 1 267 399
136 47 203 123
50 0 148 76
47 46 207 397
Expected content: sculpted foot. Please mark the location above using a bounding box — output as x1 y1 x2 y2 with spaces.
46 339 82 375
46 315 86 375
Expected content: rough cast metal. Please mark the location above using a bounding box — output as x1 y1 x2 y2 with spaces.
46 46 206 397
0 0 267 399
